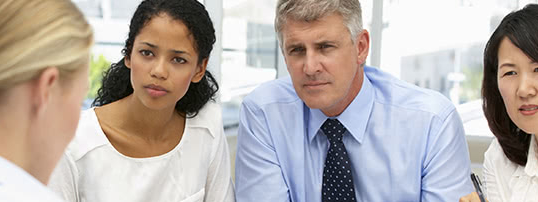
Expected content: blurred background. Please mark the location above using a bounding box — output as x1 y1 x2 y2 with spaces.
73 0 538 178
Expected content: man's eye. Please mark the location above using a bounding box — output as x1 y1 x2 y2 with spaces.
289 47 304 54
320 44 332 49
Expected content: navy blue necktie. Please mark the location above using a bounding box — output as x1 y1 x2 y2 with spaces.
321 119 356 202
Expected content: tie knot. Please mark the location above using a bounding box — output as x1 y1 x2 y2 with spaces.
321 119 346 142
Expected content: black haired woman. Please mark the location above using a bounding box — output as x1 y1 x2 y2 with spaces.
460 4 538 202
48 0 235 201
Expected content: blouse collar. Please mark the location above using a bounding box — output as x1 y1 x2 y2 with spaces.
513 134 538 178
523 135 538 177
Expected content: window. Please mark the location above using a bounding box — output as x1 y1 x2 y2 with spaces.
73 0 102 18
110 0 140 19
379 0 537 104
375 0 538 138
220 0 280 127
73 0 140 109
75 0 538 133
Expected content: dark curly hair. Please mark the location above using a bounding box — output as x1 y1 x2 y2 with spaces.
482 4 538 166
92 0 218 118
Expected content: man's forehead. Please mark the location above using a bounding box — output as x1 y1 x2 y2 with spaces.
282 18 347 46
282 13 344 32
284 10 342 23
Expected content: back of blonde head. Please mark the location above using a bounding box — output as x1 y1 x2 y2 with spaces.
0 0 93 91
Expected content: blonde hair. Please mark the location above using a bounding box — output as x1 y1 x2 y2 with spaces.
0 0 93 91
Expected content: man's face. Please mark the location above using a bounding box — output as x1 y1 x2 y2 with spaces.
281 13 369 116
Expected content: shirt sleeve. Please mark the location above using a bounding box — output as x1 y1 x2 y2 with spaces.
420 108 474 201
204 111 235 202
235 99 291 202
483 139 503 202
48 153 79 202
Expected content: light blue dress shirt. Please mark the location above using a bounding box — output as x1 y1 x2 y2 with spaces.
235 66 474 202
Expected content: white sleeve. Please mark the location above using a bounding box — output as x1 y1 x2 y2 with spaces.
48 153 79 202
483 139 503 202
203 125 235 202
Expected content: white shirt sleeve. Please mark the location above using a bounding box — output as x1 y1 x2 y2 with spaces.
483 139 506 202
203 125 235 202
48 153 79 202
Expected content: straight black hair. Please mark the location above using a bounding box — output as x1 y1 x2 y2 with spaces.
482 4 538 166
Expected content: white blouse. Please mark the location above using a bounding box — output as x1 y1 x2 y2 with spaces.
0 156 64 202
483 135 538 202
48 102 235 202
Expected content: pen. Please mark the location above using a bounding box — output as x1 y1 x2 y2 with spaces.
470 173 486 202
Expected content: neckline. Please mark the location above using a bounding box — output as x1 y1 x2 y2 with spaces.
90 108 187 162
307 69 375 144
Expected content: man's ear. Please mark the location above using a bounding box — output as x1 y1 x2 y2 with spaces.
356 30 370 66
124 57 131 69
191 58 208 83
31 67 59 115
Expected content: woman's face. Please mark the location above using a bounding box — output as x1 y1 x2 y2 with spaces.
497 37 538 134
125 13 207 111
59 63 90 141
48 62 90 155
30 59 90 181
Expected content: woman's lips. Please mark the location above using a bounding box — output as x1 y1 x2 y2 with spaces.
144 84 168 97
519 104 538 116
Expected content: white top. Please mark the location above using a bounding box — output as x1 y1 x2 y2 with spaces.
0 156 64 202
483 135 538 202
48 102 235 202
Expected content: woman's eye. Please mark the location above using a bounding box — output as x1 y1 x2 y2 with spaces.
140 50 153 57
503 71 517 76
534 67 538 72
172 57 186 64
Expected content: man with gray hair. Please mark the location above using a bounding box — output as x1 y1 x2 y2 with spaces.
235 0 474 201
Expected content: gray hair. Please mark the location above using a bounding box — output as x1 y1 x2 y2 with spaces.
275 0 363 47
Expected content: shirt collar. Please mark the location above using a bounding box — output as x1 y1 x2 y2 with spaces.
307 70 375 144
524 134 538 177
0 156 41 186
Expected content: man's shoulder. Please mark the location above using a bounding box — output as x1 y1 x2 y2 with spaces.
243 76 302 108
365 66 455 116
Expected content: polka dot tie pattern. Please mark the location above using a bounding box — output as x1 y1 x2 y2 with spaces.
321 119 356 202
